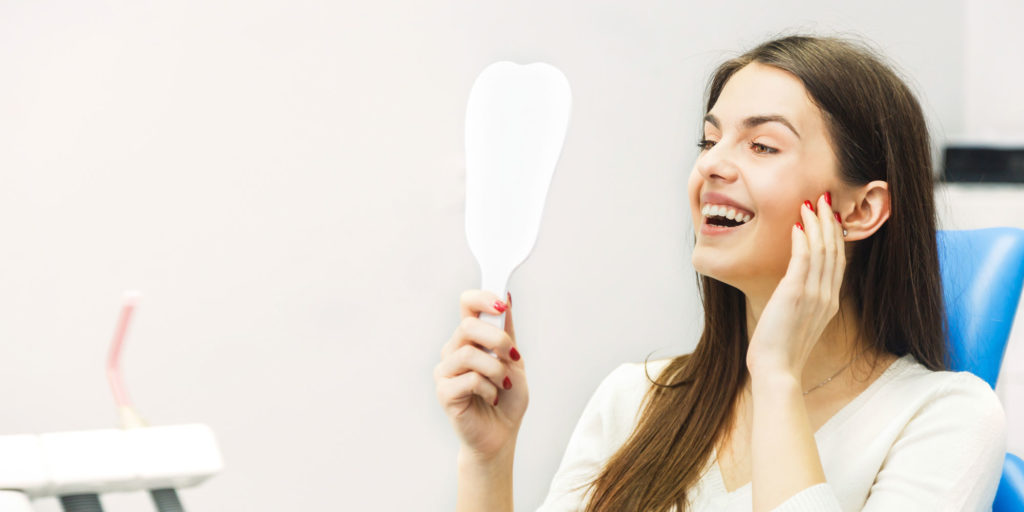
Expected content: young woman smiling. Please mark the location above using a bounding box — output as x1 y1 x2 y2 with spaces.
434 35 1007 511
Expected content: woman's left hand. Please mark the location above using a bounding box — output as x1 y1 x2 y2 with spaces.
746 192 846 379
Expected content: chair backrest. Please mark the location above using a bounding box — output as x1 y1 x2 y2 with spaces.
937 228 1024 388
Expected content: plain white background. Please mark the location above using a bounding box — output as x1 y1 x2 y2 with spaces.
0 1 1020 510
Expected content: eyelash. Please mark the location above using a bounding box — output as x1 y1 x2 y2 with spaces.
696 139 778 155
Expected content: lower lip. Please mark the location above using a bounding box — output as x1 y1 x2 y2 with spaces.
700 218 752 236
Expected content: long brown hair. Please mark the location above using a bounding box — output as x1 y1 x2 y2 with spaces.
580 35 948 511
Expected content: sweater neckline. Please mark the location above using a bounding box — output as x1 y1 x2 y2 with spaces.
706 353 915 497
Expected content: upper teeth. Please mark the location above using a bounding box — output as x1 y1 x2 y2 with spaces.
702 204 752 223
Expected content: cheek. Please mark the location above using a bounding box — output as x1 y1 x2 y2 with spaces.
686 167 701 200
686 167 703 219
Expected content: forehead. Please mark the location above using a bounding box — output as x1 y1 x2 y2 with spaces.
708 62 822 135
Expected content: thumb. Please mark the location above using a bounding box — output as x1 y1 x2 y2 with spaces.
504 291 516 342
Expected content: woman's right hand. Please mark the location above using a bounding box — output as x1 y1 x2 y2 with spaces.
434 289 529 460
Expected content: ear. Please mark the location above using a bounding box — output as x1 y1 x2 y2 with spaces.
840 180 890 241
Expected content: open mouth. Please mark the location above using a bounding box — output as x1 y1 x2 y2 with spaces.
702 204 754 229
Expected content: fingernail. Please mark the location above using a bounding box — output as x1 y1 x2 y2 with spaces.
510 347 521 361
796 222 804 231
834 212 841 223
803 200 814 211
493 300 507 313
507 291 512 305
493 396 499 406
824 191 832 206
503 376 512 390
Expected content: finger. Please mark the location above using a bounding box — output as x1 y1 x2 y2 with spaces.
459 289 508 320
441 315 517 362
435 343 511 392
436 370 500 413
818 193 838 300
832 210 847 304
504 291 516 343
784 220 810 287
800 199 825 286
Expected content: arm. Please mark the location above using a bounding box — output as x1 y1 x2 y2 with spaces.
749 371 837 512
458 446 515 512
744 194 846 511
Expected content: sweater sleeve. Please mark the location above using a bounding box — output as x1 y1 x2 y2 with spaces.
536 364 631 512
773 371 1006 512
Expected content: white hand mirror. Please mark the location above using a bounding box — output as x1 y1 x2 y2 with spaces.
464 61 571 330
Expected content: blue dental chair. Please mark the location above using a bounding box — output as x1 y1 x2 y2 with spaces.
937 228 1024 511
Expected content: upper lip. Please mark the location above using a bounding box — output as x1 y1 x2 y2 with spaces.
700 191 755 217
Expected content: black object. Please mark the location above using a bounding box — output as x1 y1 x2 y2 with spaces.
150 488 185 512
59 494 104 512
943 146 1024 183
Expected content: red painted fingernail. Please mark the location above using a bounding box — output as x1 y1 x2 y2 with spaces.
796 222 804 231
493 300 507 313
824 191 832 206
834 212 841 223
803 200 814 211
503 376 512 390
510 347 521 361
493 396 499 406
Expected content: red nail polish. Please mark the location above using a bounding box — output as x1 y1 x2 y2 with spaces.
510 347 521 361
503 376 512 390
493 300 507 313
803 200 814 211
834 212 841 223
796 222 804 231
493 396 499 406
824 191 832 206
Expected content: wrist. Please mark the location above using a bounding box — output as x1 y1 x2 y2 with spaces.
456 445 515 512
749 369 801 393
458 444 516 472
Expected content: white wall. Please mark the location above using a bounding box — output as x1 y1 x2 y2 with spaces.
963 0 1024 143
0 1 985 511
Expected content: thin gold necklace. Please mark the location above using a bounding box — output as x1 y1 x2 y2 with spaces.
802 350 865 396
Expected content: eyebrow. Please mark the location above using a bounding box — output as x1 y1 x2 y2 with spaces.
703 113 801 139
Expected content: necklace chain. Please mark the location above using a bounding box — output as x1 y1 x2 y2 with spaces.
802 350 865 396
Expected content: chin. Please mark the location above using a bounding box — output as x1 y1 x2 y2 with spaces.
691 248 741 287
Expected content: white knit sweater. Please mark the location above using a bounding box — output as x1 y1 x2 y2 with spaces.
537 353 1007 511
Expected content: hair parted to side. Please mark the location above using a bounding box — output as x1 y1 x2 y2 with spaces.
576 35 948 512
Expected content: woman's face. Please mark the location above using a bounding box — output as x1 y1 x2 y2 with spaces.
688 62 844 295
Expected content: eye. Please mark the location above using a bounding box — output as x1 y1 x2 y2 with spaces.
697 138 717 151
750 142 778 154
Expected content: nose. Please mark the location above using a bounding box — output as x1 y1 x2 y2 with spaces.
696 142 739 183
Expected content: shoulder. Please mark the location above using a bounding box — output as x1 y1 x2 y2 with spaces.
583 358 677 445
888 355 1005 422
843 355 1009 508
874 354 1007 454
605 357 675 387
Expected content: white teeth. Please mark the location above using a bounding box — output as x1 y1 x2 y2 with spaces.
702 203 754 225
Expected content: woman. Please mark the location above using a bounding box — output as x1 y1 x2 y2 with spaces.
434 35 1007 511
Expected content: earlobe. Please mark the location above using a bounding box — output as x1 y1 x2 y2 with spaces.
840 180 890 241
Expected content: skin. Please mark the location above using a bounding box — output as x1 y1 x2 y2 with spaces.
689 61 894 510
434 61 896 512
